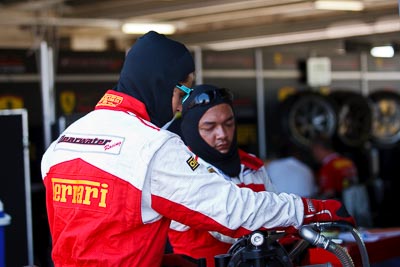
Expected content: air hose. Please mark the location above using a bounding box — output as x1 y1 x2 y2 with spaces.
299 222 370 267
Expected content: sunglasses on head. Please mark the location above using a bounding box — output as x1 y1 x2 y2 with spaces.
176 84 193 103
186 88 233 110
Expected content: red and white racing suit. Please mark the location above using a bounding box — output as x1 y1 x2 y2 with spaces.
317 152 358 198
41 90 304 267
168 150 276 267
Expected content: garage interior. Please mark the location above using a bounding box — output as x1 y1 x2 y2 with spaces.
0 0 400 266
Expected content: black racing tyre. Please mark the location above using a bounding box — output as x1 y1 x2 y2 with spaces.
368 90 400 148
280 91 337 148
329 90 372 148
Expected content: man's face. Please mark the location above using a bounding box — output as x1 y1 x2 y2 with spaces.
198 103 235 154
172 72 195 114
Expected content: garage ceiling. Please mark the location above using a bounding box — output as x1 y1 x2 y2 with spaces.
0 0 399 51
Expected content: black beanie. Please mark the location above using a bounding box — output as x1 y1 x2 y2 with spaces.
180 84 241 177
115 31 195 127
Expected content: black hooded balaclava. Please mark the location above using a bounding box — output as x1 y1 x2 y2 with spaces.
115 31 195 127
180 84 241 177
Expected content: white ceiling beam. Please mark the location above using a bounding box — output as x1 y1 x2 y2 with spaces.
0 10 121 28
201 16 400 51
4 0 66 11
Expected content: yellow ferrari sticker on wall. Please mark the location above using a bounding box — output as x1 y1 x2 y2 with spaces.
0 95 24 109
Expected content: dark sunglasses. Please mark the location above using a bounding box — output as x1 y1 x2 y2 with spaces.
186 88 233 110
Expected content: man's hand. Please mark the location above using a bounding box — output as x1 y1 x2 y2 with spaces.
302 198 356 226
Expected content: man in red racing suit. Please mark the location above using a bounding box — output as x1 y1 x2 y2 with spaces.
41 31 355 267
311 135 358 199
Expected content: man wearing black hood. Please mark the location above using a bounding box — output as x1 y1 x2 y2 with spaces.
168 84 276 267
41 31 355 267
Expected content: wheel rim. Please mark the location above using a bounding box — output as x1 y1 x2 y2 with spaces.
287 94 336 147
370 94 400 146
331 91 372 147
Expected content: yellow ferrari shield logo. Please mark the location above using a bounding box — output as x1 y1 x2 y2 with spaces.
60 91 76 115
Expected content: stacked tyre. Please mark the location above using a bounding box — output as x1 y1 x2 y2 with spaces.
280 89 400 149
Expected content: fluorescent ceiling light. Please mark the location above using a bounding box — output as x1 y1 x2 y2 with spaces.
370 45 395 58
203 17 400 51
314 0 364 11
122 23 176 35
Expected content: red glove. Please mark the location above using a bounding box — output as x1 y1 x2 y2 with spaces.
302 198 356 226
